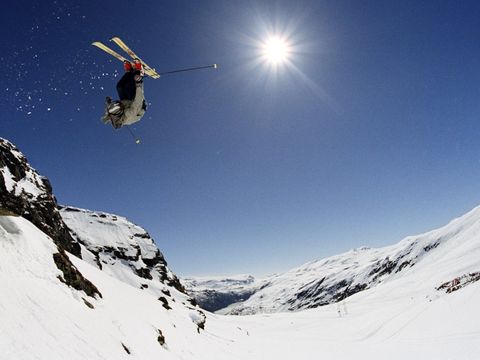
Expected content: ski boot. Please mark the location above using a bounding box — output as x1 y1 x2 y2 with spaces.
123 60 133 72
133 58 144 75
133 58 145 82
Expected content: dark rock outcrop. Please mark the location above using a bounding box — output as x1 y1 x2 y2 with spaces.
53 250 102 298
0 139 80 256
437 272 480 293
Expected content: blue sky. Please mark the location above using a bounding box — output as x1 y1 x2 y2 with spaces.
1 0 480 276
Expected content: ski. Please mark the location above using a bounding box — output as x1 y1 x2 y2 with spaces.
110 37 160 79
92 40 160 79
92 41 130 63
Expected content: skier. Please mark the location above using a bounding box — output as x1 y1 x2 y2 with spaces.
102 59 147 129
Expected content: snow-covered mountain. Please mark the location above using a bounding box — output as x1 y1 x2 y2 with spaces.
182 274 258 312
214 207 480 314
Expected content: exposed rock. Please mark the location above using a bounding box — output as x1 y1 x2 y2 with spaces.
188 309 207 332
82 297 95 309
135 267 153 280
158 296 172 310
53 250 101 299
121 343 131 354
0 139 80 256
437 272 480 293
157 329 166 346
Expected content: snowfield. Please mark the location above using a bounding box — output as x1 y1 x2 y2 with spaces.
1 207 480 359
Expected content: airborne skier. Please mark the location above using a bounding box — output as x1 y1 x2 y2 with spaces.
92 36 217 134
102 59 147 129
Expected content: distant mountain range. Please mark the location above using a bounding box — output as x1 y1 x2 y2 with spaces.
182 274 258 312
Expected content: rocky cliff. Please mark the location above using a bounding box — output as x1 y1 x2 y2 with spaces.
0 137 204 328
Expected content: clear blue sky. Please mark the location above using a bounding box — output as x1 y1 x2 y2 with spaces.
2 0 480 277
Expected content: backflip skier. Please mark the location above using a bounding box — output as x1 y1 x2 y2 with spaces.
102 59 147 129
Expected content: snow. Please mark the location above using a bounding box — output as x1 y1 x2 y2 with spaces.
0 145 46 199
60 207 159 259
183 274 257 292
1 205 480 359
0 166 15 192
14 176 44 197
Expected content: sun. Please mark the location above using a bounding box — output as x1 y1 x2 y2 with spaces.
262 36 290 65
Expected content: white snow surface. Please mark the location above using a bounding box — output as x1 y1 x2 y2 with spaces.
0 139 48 199
0 163 45 199
60 206 158 259
1 205 480 359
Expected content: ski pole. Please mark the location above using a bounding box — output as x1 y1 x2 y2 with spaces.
126 126 141 144
158 64 218 76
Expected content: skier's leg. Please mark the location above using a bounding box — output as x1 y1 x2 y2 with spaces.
116 72 137 101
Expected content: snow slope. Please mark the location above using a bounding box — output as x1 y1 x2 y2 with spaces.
215 206 480 314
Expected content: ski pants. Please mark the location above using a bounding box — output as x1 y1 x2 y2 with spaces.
116 72 137 101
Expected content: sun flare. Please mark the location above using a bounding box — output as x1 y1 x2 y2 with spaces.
262 36 290 65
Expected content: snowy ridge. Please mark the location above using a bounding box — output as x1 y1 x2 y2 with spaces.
60 206 195 307
183 274 257 291
61 206 161 262
219 206 480 314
